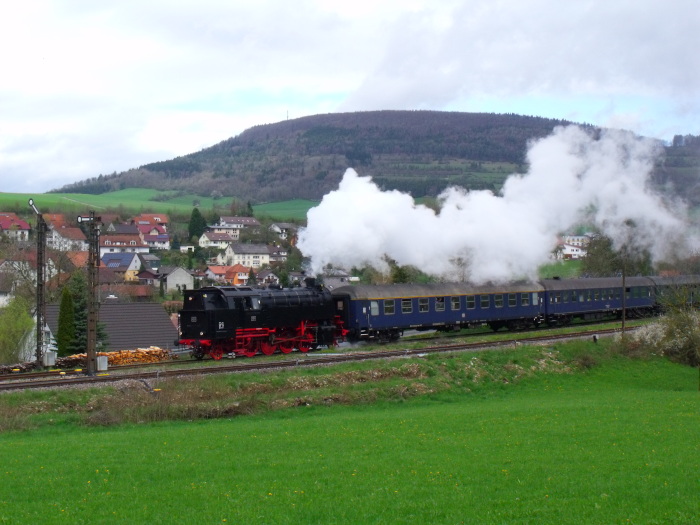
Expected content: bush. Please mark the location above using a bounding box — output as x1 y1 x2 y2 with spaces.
623 310 700 366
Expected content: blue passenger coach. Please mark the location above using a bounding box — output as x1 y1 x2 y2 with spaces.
541 276 656 324
332 282 545 342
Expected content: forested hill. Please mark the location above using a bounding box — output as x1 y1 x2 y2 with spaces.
55 110 700 205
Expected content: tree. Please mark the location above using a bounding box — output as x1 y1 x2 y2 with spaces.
56 287 75 356
65 271 108 354
580 234 652 277
248 267 256 285
188 207 208 242
0 296 33 365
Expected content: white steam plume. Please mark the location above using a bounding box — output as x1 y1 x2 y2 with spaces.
297 125 696 283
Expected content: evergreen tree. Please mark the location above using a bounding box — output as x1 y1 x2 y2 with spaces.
56 287 75 357
65 271 108 354
248 267 256 285
188 207 208 243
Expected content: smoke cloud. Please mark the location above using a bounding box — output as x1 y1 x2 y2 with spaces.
297 125 695 283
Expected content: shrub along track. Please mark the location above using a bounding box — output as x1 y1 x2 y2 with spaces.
0 328 625 392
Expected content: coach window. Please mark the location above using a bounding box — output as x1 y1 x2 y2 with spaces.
452 296 461 310
370 301 379 316
562 291 569 303
570 290 577 302
435 297 445 312
466 296 475 309
419 298 430 313
508 294 517 307
480 295 490 309
401 298 412 314
384 300 395 315
520 293 530 306
494 294 504 308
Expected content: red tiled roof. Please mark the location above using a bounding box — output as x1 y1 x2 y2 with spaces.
55 226 87 241
0 217 30 230
207 265 230 275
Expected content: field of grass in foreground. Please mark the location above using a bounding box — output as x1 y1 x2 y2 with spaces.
0 347 698 523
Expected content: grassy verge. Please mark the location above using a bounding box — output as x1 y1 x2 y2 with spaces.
0 339 697 523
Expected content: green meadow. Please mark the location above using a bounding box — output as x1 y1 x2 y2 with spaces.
0 340 698 524
0 190 318 221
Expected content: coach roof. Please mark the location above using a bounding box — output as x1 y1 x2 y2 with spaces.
331 281 544 300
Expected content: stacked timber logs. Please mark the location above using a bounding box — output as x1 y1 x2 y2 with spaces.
55 347 174 368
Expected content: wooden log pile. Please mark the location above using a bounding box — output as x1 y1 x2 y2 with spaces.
55 347 174 368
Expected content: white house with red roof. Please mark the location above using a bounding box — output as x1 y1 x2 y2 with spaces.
0 214 31 241
205 265 230 283
99 233 149 258
199 232 235 250
47 226 88 251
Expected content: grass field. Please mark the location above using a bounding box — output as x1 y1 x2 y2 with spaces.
0 190 319 222
0 341 697 523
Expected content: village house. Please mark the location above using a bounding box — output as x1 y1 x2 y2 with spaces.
205 265 230 283
106 223 139 235
199 232 235 250
269 222 297 242
47 226 89 251
101 252 142 282
99 233 150 258
131 213 169 232
138 253 161 272
158 266 194 293
0 213 31 242
268 245 288 264
209 216 262 240
225 264 251 285
256 269 280 286
216 243 270 268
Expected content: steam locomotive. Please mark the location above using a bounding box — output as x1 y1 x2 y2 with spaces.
178 279 347 359
178 275 700 359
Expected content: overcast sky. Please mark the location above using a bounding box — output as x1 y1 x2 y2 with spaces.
1 0 698 195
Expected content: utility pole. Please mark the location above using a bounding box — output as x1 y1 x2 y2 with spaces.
28 199 48 367
77 211 101 375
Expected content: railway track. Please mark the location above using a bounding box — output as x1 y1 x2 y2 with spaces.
0 327 624 392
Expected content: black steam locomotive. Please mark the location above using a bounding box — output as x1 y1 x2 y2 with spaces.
178 278 347 359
